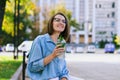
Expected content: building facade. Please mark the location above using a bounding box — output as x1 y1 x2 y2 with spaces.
38 0 120 44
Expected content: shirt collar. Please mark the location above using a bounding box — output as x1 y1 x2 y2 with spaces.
44 33 53 42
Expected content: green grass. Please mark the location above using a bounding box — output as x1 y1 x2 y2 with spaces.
0 56 23 80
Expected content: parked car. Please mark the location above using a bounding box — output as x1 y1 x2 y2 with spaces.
18 41 33 64
87 45 96 53
75 46 84 53
5 43 14 52
66 46 72 53
104 43 115 53
18 41 33 52
1 45 6 52
0 45 2 52
66 43 76 53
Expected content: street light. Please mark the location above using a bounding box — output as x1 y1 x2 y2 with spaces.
13 0 17 59
16 0 20 59
13 0 20 59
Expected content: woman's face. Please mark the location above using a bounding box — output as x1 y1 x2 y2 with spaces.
52 14 66 33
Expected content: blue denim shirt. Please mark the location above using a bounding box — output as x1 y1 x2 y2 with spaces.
26 33 69 80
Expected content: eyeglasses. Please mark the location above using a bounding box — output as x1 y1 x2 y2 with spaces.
53 18 66 24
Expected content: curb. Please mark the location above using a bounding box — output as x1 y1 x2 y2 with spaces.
10 64 22 80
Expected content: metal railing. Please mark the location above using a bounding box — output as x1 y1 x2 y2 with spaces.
22 51 27 80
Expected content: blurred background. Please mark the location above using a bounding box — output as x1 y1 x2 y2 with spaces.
1 0 120 80
0 0 120 53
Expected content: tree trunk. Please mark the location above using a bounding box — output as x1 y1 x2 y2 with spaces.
0 0 6 32
0 1 6 44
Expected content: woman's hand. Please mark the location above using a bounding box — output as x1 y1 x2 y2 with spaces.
52 46 65 58
43 46 65 66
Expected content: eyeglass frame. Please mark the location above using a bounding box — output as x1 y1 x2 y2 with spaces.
53 17 66 24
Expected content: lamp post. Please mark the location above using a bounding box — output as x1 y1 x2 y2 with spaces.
14 0 20 59
16 0 20 59
13 0 17 59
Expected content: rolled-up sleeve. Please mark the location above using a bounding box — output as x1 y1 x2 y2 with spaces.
60 61 69 79
27 38 45 72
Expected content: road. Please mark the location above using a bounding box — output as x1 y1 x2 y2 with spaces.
66 53 120 80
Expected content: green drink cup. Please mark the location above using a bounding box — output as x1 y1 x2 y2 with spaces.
56 39 66 59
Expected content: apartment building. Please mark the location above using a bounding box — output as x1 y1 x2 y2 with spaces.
95 0 117 42
38 0 120 44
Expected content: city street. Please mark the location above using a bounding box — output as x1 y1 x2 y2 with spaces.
66 52 120 80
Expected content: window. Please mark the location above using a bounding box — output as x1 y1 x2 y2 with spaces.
107 14 110 18
80 23 84 30
95 4 98 8
111 12 115 18
95 4 97 8
95 4 101 8
99 4 101 8
99 31 106 34
112 2 115 8
111 21 115 27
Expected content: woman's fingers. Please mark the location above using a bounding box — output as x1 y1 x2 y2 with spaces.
53 47 65 56
56 48 65 52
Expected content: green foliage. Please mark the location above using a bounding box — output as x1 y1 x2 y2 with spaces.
114 35 120 45
70 19 80 30
50 4 80 30
2 0 14 36
0 0 8 30
0 31 13 45
41 3 80 34
112 34 120 49
98 40 108 48
98 35 120 49
1 0 40 45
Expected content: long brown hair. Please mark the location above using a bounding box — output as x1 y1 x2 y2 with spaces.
47 12 70 41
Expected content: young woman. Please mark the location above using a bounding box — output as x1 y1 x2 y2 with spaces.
26 12 70 80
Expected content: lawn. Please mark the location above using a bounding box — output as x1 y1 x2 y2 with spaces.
0 56 23 80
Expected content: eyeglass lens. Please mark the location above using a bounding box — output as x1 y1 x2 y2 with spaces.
54 18 66 24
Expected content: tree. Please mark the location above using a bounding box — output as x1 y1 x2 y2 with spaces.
0 0 7 44
1 0 40 45
0 0 7 32
41 3 80 34
51 3 80 29
114 35 120 49
2 0 14 36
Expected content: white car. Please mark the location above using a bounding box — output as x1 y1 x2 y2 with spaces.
75 46 84 53
87 45 95 53
18 41 33 52
5 43 14 52
66 46 72 53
